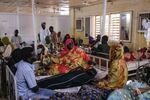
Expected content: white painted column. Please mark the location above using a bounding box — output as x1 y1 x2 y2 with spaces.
32 0 37 55
17 7 20 31
101 0 107 35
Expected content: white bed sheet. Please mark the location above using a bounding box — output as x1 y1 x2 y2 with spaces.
94 67 108 80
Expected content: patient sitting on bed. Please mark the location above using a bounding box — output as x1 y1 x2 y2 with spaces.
96 44 128 89
48 39 91 75
15 47 55 99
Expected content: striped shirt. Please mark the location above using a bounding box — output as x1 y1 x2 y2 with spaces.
15 60 37 98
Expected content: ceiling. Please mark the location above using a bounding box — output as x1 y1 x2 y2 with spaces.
0 0 116 15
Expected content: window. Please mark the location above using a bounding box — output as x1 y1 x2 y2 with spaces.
94 14 121 41
94 12 132 42
95 15 110 37
95 16 101 37
105 15 109 35
109 14 120 41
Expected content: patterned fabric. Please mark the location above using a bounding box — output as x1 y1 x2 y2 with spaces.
97 44 128 89
127 81 150 100
108 81 150 100
49 85 113 100
108 88 133 100
78 85 113 100
49 39 90 75
124 47 148 62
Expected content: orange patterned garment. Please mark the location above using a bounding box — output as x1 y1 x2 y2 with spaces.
49 39 90 75
97 44 128 89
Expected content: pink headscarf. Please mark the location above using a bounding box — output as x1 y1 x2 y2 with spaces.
60 39 75 56
65 39 74 47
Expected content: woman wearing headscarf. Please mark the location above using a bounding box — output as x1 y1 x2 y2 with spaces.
49 39 90 75
97 44 128 89
63 34 70 44
2 36 14 58
74 44 128 100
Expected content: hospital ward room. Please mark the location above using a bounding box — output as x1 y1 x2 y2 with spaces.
0 0 150 100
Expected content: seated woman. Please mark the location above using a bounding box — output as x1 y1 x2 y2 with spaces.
49 39 90 75
78 44 128 99
63 34 70 44
1 37 14 58
96 44 128 89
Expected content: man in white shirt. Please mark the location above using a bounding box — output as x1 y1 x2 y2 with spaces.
39 22 49 44
15 47 55 99
11 29 22 48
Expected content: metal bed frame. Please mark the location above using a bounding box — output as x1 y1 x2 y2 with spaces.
5 65 18 100
88 54 110 71
88 53 150 83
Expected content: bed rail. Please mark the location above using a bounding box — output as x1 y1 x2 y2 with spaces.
6 65 18 100
88 54 110 71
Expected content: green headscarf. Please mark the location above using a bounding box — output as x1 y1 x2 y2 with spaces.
2 37 11 45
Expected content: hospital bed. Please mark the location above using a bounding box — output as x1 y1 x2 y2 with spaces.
88 54 150 79
88 54 109 80
127 59 150 77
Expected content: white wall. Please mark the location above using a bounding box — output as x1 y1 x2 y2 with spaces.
0 13 70 44
70 0 150 50
0 13 18 38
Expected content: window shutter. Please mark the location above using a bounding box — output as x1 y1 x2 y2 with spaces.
109 14 120 41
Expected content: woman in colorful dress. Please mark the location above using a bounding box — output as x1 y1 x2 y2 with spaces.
78 44 128 99
96 44 128 89
49 39 90 75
